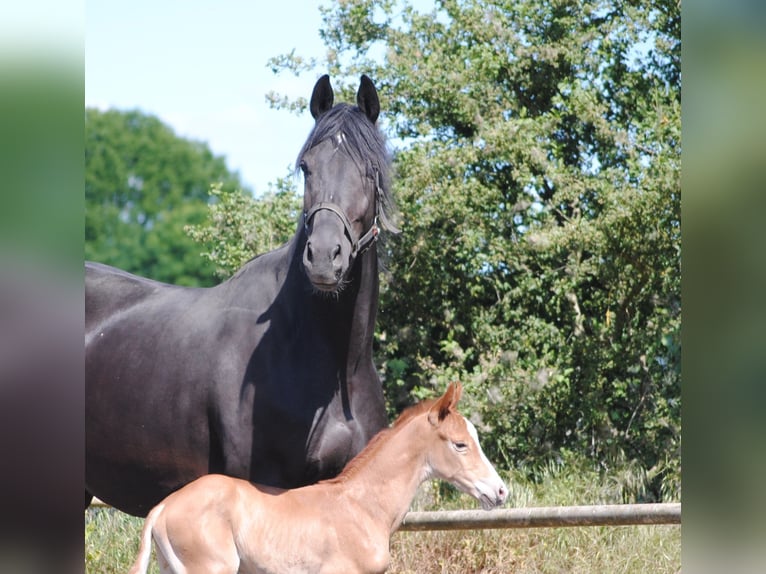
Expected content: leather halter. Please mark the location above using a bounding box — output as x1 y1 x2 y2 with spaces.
303 171 381 257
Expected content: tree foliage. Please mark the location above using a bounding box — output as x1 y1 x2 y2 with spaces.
85 108 245 286
185 176 301 278
198 0 681 498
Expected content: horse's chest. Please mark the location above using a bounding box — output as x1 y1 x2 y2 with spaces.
233 364 359 485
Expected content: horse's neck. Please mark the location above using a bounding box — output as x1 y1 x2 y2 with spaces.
339 416 432 533
343 248 379 355
300 240 379 362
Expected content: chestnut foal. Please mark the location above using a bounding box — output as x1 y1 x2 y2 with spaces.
128 382 507 574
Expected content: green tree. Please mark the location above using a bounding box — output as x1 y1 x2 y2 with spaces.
85 108 246 286
204 0 680 498
185 176 301 278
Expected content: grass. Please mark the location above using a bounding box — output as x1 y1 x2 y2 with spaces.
389 522 680 573
85 462 681 573
85 507 157 574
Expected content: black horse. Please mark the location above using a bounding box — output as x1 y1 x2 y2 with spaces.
85 75 396 517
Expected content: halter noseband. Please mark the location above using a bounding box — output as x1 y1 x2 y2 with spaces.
303 171 381 257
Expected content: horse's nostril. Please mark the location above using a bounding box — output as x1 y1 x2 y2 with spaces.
332 244 341 261
306 242 314 263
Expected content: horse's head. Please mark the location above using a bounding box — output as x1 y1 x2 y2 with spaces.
298 74 386 293
426 382 509 510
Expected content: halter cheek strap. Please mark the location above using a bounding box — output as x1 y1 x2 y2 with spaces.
303 203 379 257
356 214 379 254
303 173 381 257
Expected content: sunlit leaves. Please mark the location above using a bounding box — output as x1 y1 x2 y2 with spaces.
185 177 301 278
267 0 680 496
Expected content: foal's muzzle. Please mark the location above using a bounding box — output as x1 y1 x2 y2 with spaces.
478 481 508 510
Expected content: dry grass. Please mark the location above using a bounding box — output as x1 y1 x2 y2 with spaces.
85 462 681 573
389 523 680 573
385 464 681 574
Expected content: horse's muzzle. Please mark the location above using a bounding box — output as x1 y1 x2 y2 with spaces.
303 239 345 291
303 210 353 292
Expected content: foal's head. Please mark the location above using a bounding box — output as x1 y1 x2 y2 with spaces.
422 382 508 510
297 74 392 293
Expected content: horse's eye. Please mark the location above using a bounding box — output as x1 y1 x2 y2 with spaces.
453 441 468 452
299 161 309 175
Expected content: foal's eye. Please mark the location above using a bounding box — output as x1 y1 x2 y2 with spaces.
299 161 309 175
453 441 468 452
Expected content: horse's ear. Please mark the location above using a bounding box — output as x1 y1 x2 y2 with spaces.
310 74 334 120
356 74 380 124
428 381 463 426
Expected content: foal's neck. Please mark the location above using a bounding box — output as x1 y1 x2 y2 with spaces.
339 415 430 533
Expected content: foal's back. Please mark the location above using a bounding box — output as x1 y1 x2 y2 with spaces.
139 474 376 574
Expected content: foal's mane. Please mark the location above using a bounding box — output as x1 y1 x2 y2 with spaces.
321 398 441 484
295 102 397 234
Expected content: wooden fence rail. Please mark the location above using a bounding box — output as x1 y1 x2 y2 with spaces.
92 498 680 531
399 503 681 531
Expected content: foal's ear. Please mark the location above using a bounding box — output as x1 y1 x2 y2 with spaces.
428 381 463 426
356 74 380 124
310 74 334 120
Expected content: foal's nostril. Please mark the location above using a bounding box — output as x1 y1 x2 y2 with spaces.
332 244 341 262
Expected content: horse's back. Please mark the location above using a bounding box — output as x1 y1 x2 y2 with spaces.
85 262 173 330
84 257 296 514
86 260 168 290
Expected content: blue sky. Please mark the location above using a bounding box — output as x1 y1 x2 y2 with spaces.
86 0 328 195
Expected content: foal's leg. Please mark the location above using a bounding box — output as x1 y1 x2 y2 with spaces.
152 537 186 574
183 558 240 574
154 548 175 574
154 544 239 574
170 533 240 574
181 541 240 574
155 547 240 574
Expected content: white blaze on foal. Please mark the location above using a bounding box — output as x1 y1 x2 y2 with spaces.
128 382 508 574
